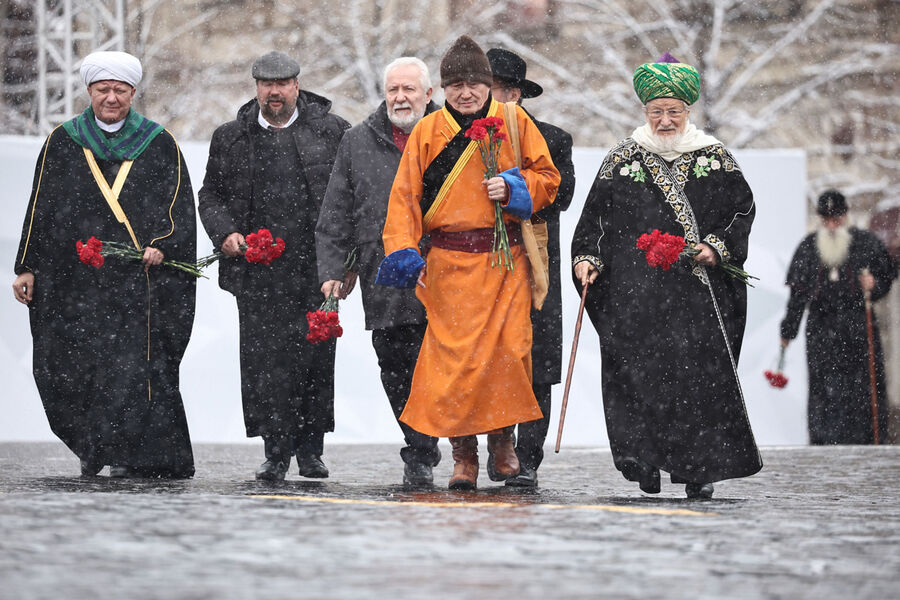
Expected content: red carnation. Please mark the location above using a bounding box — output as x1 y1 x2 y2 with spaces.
306 296 343 344
764 345 789 389
635 229 758 286
244 228 286 266
764 370 789 388
465 125 488 141
636 229 685 271
474 116 504 130
76 236 105 268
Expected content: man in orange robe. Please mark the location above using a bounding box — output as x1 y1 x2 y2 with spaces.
377 36 560 490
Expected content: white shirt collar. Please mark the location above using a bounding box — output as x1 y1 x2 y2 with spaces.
95 116 126 132
258 106 299 130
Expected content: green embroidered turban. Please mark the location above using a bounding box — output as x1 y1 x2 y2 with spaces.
632 53 700 105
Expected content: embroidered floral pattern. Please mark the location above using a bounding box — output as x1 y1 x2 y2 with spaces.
619 159 646 183
703 234 731 262
693 155 716 178
573 254 604 274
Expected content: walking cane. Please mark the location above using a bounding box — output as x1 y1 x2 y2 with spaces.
555 281 590 453
863 269 880 445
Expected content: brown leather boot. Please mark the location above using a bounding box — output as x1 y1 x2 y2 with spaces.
448 436 478 490
487 428 520 481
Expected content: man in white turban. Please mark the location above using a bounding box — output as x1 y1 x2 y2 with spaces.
12 49 197 479
80 50 143 88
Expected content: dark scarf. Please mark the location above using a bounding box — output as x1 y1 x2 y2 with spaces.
62 106 165 161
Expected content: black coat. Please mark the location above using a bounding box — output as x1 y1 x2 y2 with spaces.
198 93 349 438
781 227 897 444
15 127 196 475
316 101 437 330
199 93 350 295
529 113 575 384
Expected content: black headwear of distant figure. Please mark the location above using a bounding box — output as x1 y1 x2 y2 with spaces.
817 189 848 217
486 48 543 99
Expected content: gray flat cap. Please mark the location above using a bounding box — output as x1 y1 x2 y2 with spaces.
251 51 300 80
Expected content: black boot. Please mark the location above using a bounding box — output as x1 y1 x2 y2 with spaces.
620 457 661 494
256 437 290 481
296 455 329 478
80 458 103 477
685 482 714 499
403 461 434 486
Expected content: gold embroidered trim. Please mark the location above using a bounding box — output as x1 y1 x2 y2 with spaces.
703 233 730 262
573 254 603 273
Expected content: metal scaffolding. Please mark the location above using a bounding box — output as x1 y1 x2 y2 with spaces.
36 0 125 134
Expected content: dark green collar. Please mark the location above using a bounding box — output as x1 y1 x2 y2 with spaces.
62 106 165 161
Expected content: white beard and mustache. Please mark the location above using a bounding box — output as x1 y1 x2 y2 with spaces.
816 224 851 281
388 102 425 132
631 121 721 162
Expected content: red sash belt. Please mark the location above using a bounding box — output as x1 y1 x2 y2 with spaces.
430 224 522 253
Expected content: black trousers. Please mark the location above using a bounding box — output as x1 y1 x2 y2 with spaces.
515 382 552 470
264 430 324 462
371 323 440 466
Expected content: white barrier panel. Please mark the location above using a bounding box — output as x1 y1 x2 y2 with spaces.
0 136 807 445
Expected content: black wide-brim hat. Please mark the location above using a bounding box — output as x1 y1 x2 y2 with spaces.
487 48 543 99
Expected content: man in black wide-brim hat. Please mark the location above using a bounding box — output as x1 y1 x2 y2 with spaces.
487 48 576 488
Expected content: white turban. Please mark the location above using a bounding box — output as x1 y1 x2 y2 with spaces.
80 51 142 88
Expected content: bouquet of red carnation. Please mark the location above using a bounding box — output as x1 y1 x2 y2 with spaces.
764 345 789 389
465 116 514 271
306 293 343 344
75 236 203 277
196 227 286 269
635 229 758 286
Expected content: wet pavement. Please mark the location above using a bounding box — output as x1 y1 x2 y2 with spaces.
1 442 898 600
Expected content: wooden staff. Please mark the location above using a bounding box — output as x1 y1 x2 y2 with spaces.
863 273 880 445
555 281 590 453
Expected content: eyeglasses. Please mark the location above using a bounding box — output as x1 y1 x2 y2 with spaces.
645 107 687 119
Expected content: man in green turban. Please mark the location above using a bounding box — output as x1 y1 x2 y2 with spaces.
571 53 762 499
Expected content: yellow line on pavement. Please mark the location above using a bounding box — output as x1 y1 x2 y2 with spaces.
250 494 715 516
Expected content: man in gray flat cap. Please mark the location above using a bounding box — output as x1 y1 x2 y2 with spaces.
199 50 350 481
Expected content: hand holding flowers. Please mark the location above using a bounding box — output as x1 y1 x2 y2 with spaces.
465 116 514 271
635 229 757 286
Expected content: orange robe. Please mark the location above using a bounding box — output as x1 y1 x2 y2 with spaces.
382 99 560 437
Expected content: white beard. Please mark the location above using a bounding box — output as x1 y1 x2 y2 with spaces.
648 130 685 155
388 103 425 132
816 225 851 269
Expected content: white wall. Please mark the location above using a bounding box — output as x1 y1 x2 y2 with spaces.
0 136 808 446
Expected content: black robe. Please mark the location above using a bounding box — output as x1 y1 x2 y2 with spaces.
780 228 897 444
14 126 196 476
572 138 762 485
530 115 575 385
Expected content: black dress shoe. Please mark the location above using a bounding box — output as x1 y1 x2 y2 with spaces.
403 461 434 486
505 465 538 487
297 455 329 478
255 459 289 481
685 482 714 499
80 459 103 477
109 466 133 478
620 458 661 494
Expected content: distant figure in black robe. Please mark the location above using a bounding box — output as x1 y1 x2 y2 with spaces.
572 54 762 499
199 51 349 481
780 190 897 444
12 51 196 478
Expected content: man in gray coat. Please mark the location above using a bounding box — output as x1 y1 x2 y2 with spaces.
316 57 440 485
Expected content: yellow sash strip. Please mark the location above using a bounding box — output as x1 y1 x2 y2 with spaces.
82 148 140 250
423 99 500 228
